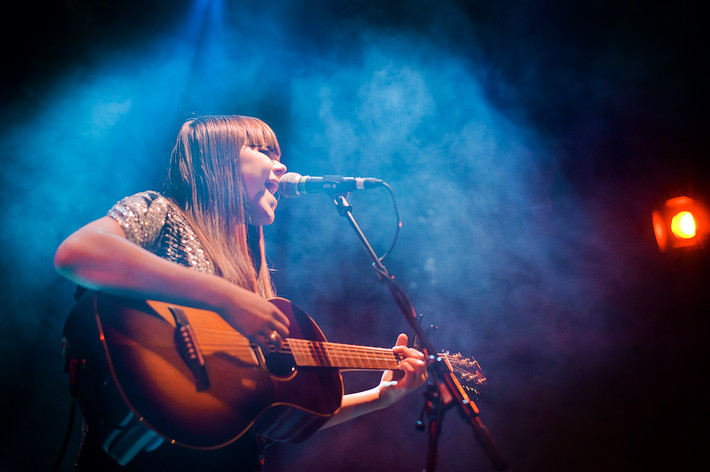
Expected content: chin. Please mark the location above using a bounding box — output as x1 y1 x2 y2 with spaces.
248 198 277 226
251 211 275 226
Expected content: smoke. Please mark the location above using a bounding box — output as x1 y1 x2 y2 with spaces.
1 1 706 471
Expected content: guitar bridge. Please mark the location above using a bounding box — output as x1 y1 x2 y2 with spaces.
169 306 209 391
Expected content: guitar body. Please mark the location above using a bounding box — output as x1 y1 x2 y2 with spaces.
64 291 343 451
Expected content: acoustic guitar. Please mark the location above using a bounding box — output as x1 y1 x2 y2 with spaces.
63 291 485 454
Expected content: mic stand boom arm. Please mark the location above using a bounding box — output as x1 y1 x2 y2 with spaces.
331 194 507 471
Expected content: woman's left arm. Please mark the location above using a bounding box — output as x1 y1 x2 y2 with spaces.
321 333 428 429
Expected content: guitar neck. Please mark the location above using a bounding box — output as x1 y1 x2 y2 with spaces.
282 338 402 371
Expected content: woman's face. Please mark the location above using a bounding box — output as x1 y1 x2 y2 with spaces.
239 145 287 225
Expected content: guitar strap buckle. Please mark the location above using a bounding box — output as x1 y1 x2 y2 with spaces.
98 410 164 465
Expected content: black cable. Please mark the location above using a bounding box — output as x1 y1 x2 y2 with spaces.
377 181 401 262
51 398 77 472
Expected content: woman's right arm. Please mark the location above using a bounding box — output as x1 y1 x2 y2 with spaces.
54 216 289 343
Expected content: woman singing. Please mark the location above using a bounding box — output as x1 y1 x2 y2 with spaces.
54 115 427 471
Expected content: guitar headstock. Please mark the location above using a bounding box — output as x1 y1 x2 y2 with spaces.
438 352 487 398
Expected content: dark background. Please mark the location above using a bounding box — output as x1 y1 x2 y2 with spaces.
1 1 709 471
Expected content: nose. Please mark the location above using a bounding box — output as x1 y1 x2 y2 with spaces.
272 160 287 178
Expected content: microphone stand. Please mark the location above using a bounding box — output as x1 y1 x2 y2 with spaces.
331 193 507 471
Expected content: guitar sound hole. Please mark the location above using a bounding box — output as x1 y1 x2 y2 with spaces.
263 352 297 378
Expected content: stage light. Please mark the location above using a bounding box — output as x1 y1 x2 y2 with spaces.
671 211 696 239
652 196 709 251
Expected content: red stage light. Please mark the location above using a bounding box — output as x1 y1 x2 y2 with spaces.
652 196 709 251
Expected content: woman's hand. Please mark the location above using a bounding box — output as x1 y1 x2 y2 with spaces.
378 333 428 407
321 333 428 429
217 288 290 349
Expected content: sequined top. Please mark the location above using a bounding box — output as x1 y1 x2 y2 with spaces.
107 191 214 274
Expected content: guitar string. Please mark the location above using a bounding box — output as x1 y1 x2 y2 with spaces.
195 336 400 358
191 330 401 367
192 326 397 352
189 329 400 360
193 329 401 357
193 328 399 355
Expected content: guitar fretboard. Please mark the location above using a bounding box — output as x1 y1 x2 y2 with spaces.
282 339 403 370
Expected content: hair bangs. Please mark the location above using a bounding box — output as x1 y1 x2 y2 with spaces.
240 117 282 160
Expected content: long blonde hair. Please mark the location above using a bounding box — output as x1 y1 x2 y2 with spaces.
165 115 281 298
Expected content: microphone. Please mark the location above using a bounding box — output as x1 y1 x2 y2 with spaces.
278 172 384 198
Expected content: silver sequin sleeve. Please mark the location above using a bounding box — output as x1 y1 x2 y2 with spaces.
107 191 214 274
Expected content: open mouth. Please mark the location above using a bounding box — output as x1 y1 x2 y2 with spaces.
265 181 278 195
